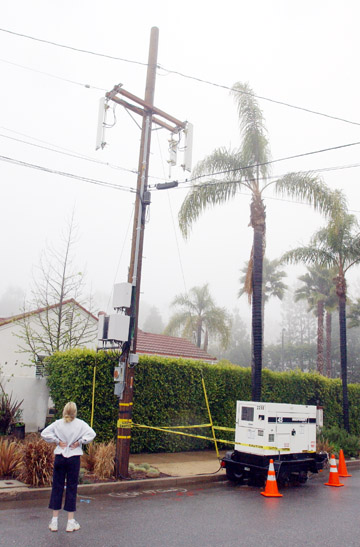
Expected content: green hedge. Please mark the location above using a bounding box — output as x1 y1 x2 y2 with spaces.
46 349 360 452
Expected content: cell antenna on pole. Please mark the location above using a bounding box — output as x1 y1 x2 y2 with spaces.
95 97 109 151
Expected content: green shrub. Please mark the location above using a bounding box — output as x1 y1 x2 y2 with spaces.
319 426 360 458
46 349 118 443
45 349 360 453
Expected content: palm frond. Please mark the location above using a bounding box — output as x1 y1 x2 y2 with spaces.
231 82 271 181
163 312 193 337
274 172 338 216
192 147 244 181
281 246 337 268
179 176 242 238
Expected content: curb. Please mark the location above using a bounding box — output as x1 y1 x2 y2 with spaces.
1 459 359 503
0 473 227 503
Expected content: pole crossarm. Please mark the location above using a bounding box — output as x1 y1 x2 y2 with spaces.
106 86 186 134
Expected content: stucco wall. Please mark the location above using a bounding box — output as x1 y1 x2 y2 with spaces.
2 376 50 432
0 305 98 431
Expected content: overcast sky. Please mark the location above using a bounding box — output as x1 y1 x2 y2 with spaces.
1 0 360 342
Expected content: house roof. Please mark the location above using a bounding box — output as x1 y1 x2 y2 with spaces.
136 329 217 362
0 304 216 362
0 299 98 328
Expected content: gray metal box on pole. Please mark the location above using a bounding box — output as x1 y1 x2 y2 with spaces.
113 282 132 309
108 314 130 342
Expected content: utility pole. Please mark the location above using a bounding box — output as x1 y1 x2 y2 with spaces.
104 27 190 478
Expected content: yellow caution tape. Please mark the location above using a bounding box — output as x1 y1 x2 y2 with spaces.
131 423 291 452
119 402 133 407
160 423 212 430
213 426 236 432
117 419 133 428
132 423 233 445
234 441 290 452
117 435 131 439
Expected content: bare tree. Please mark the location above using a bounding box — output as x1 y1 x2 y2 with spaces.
18 215 97 361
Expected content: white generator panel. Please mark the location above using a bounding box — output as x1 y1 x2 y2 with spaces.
107 314 130 342
113 283 132 309
235 401 317 457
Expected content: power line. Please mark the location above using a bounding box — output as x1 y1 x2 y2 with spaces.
0 125 168 182
1 27 360 128
178 140 360 185
0 154 136 193
107 202 135 312
157 65 360 128
0 57 106 91
155 129 188 293
0 28 148 67
162 161 360 192
0 131 139 174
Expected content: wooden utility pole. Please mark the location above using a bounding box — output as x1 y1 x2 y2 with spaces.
106 27 187 478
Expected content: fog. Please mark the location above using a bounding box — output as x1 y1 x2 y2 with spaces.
1 0 360 343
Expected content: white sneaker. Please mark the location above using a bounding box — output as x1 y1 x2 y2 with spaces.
49 519 58 532
66 519 80 532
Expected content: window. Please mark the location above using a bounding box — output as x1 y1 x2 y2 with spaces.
241 406 254 421
35 355 46 378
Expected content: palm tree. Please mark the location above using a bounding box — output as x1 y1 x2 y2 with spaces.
239 257 288 303
164 284 231 352
295 266 337 375
347 298 360 329
178 82 334 401
282 203 360 431
239 256 287 349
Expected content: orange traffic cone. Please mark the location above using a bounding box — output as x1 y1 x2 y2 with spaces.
261 459 283 497
324 454 344 487
338 449 352 477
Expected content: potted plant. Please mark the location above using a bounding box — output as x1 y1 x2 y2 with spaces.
0 379 24 437
10 410 25 440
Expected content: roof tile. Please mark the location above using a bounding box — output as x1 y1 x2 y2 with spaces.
136 329 216 362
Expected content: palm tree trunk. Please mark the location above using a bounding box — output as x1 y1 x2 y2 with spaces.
336 274 349 432
251 228 263 401
204 329 209 352
250 192 265 401
196 318 202 348
325 311 332 378
317 300 325 375
338 296 349 431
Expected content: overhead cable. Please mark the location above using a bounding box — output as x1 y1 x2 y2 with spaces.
0 132 138 174
1 27 359 127
0 28 148 66
157 65 360 128
0 57 106 91
180 140 360 185
0 154 136 193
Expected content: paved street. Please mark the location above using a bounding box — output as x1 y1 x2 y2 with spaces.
0 470 359 547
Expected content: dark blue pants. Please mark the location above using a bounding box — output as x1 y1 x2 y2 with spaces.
49 455 80 512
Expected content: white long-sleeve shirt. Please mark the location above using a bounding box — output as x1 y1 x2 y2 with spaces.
41 418 96 458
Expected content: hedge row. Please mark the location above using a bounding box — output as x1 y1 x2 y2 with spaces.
46 349 360 452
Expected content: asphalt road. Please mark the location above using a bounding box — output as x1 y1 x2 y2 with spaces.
0 470 359 547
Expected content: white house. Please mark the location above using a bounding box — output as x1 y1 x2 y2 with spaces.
0 302 217 432
0 299 98 432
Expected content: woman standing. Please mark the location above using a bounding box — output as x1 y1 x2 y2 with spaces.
41 401 96 533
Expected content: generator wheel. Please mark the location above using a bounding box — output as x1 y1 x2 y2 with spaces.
226 467 244 484
248 472 266 487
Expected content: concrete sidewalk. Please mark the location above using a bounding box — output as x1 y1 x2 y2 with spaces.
0 450 227 503
130 449 226 476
